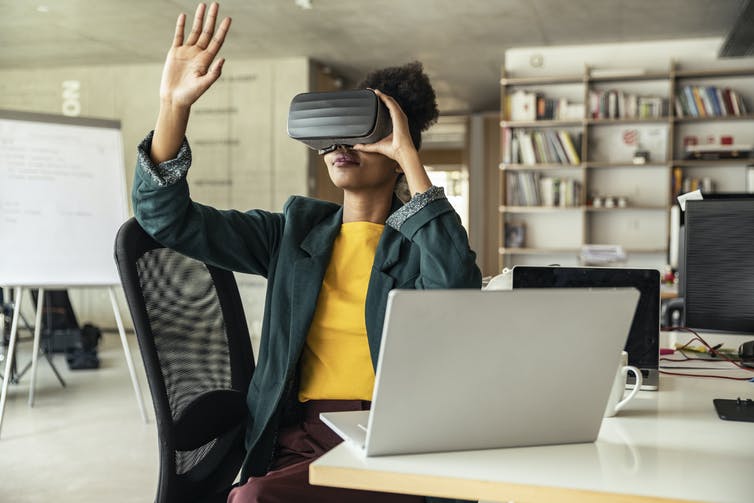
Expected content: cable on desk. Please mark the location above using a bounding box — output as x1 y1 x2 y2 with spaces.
658 370 753 381
659 326 754 381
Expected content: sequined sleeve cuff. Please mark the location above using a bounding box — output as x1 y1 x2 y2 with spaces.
386 185 446 231
136 130 192 187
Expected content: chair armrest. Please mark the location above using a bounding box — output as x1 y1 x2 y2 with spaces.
173 389 247 451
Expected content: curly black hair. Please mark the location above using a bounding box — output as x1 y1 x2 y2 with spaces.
357 61 439 150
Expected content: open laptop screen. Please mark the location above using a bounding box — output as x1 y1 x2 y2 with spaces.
511 266 660 372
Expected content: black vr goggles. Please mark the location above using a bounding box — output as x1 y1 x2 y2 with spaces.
287 89 392 154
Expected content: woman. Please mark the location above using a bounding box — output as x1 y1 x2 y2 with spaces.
132 3 481 502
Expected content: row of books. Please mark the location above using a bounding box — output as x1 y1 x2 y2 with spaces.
588 91 667 119
675 85 749 117
507 87 750 121
502 128 582 165
507 90 585 121
506 172 582 207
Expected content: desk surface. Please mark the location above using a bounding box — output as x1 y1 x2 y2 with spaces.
310 373 754 503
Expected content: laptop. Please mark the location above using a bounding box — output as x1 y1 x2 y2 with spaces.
320 288 639 457
508 266 660 390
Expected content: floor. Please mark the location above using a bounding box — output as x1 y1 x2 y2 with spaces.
0 332 159 502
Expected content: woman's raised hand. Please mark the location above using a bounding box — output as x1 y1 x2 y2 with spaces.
160 2 231 108
353 90 432 195
150 3 230 163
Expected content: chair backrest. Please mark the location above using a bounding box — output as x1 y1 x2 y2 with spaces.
114 218 254 503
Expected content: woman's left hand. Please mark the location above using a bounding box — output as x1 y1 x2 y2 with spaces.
353 89 431 194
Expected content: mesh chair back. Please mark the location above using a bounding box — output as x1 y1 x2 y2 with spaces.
115 218 254 503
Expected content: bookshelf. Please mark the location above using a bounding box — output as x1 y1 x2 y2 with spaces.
498 62 754 271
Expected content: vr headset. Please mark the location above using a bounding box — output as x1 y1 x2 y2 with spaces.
287 89 392 154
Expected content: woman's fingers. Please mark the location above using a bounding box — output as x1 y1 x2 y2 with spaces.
373 89 409 136
206 16 231 57
353 134 392 154
196 2 219 49
200 57 225 86
173 13 186 47
374 89 406 120
185 3 207 46
353 143 376 153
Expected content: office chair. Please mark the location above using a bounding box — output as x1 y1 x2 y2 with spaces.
114 218 254 503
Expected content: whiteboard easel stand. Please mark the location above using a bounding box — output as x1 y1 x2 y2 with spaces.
0 285 148 438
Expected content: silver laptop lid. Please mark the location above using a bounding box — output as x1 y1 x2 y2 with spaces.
365 288 639 456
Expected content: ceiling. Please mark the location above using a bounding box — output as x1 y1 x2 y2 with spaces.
0 0 749 112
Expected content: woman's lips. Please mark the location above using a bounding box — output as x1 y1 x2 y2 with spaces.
332 153 359 167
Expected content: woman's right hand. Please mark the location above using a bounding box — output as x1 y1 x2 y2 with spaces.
160 2 231 108
151 2 230 164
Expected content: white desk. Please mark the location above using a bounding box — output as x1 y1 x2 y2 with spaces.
310 373 754 503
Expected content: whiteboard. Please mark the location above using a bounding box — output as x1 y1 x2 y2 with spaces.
0 110 128 287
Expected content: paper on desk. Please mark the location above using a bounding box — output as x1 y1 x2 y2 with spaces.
677 189 702 211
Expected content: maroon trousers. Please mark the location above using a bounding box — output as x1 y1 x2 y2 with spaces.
228 400 424 503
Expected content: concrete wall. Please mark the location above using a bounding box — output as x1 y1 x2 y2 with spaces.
0 58 312 338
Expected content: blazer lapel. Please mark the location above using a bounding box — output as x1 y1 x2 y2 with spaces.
289 208 343 365
365 196 405 367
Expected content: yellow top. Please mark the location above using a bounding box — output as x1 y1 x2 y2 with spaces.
298 221 384 402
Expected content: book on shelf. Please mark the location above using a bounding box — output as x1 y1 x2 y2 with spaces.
516 131 537 164
675 85 749 117
691 87 706 117
507 90 583 121
502 127 512 164
589 90 666 119
557 130 581 164
508 130 581 165
506 171 582 207
707 87 722 116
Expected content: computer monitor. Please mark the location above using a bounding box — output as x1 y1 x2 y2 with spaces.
683 198 754 334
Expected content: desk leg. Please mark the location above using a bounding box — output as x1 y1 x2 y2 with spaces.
28 288 45 407
108 287 148 423
0 287 23 438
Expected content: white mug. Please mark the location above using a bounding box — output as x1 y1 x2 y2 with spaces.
604 351 642 417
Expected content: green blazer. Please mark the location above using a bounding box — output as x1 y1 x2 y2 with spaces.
132 139 482 486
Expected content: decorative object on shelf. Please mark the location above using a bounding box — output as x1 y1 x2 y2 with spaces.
672 167 715 197
504 221 526 248
621 128 650 165
509 90 536 121
591 195 629 208
590 126 667 164
633 150 650 164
